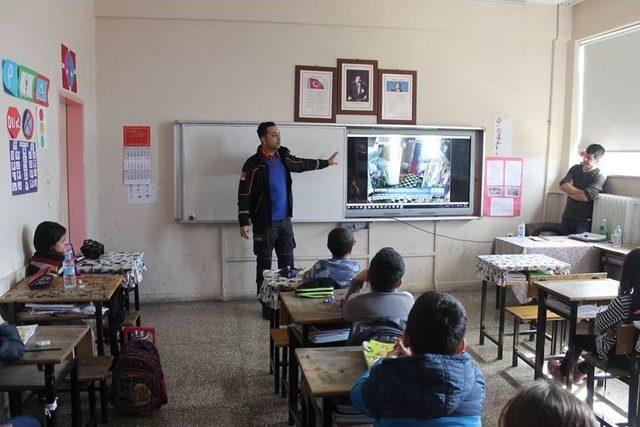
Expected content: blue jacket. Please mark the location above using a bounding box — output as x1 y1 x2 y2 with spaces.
302 258 360 289
0 322 24 364
350 352 485 426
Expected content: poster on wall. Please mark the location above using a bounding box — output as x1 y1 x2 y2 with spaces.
483 156 523 217
35 107 47 149
22 108 34 141
61 44 78 92
127 183 157 204
493 116 513 155
6 107 21 139
9 139 38 196
294 66 336 123
18 65 36 102
2 60 19 96
34 74 50 107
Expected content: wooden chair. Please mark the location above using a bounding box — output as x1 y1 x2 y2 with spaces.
270 328 289 397
584 324 640 427
506 305 564 368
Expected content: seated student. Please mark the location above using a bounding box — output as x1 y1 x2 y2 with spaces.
350 291 485 426
0 314 24 364
548 248 640 382
26 222 67 276
499 380 597 427
301 227 360 289
342 247 413 326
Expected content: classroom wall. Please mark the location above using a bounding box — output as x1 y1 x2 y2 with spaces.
0 0 97 294
93 0 572 301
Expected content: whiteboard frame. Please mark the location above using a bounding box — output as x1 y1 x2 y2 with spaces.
174 121 484 224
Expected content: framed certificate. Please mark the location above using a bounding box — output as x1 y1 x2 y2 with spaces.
337 59 378 115
294 65 337 123
377 69 417 125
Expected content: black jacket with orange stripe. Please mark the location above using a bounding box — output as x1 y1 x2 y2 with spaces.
237 145 329 231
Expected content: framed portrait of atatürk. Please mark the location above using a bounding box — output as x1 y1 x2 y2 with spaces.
337 59 378 115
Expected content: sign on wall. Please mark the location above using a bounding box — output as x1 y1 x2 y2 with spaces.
36 106 48 149
2 60 19 97
61 44 78 92
9 139 38 196
18 65 36 102
6 107 21 139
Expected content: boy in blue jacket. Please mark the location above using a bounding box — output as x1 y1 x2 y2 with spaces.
350 291 485 426
301 227 360 289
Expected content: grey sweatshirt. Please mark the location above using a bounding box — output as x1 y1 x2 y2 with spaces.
341 278 414 325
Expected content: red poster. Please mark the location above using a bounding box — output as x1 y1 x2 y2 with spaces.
61 44 78 92
6 107 21 138
482 156 524 217
123 126 151 146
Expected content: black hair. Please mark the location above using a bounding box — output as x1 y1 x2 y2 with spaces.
406 291 467 355
585 144 605 159
499 380 597 427
327 227 355 259
257 121 277 139
33 221 66 254
620 249 640 296
368 247 405 292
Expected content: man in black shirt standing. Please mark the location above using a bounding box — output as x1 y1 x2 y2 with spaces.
559 144 606 234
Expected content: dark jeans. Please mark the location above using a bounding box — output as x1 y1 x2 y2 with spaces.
560 334 597 375
253 217 296 296
562 218 591 234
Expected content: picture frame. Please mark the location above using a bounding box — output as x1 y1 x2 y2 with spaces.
337 59 378 115
294 65 337 123
377 69 417 125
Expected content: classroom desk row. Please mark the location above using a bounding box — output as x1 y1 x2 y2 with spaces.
277 278 625 427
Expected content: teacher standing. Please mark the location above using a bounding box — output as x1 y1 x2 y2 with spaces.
237 122 338 303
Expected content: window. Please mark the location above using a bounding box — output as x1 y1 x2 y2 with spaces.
576 24 640 176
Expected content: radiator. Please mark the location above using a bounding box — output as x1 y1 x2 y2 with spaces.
592 193 640 244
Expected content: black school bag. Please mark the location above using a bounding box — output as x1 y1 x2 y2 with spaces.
111 327 168 415
346 319 405 346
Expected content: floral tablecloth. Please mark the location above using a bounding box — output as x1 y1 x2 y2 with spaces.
477 254 571 304
76 251 146 289
258 269 306 310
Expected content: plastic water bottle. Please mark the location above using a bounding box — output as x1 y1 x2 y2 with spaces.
599 219 608 238
517 222 526 239
613 225 623 247
63 252 77 289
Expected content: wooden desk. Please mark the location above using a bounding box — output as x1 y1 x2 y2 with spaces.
281 289 349 426
0 325 89 427
533 278 619 385
297 347 366 427
0 275 123 357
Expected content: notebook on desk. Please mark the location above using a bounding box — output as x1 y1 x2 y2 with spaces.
568 232 607 243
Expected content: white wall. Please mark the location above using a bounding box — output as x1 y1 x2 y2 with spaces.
93 0 572 301
0 0 96 294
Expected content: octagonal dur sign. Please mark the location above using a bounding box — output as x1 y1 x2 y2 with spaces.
6 107 21 139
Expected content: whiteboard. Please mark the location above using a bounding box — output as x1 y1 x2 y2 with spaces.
174 122 346 223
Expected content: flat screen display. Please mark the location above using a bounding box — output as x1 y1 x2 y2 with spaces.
345 131 478 217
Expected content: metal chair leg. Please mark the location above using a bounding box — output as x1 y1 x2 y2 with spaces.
512 318 520 367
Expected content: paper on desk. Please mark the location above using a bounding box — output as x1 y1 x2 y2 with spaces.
17 324 38 345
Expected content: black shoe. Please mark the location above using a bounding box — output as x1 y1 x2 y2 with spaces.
261 303 270 320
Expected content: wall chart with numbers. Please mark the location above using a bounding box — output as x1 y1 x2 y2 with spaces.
9 140 38 196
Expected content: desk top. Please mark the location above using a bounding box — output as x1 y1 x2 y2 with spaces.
0 275 123 304
17 325 89 365
296 347 366 397
495 236 595 248
280 289 346 325
533 278 619 302
593 242 639 257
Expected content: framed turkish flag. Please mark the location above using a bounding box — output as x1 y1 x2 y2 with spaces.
294 65 336 123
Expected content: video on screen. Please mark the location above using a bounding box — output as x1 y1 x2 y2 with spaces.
346 135 471 214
